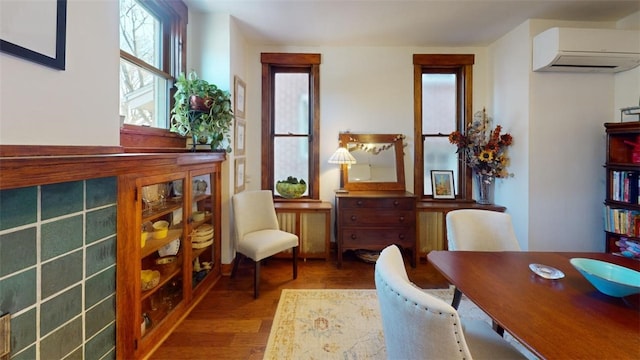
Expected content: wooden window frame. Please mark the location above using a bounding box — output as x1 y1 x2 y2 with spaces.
119 0 188 151
261 53 321 200
413 54 474 201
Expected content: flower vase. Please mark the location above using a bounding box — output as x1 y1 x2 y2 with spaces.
475 173 494 205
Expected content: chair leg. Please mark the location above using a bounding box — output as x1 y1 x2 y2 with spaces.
254 260 260 299
292 246 298 279
230 253 242 279
493 321 505 337
451 287 463 309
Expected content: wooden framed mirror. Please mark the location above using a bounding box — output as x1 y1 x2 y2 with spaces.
339 133 406 191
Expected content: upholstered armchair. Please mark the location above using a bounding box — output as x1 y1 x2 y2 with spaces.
231 190 299 298
374 245 525 359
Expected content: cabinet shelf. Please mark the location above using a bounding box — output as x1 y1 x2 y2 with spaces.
141 229 183 258
141 266 182 301
142 198 182 223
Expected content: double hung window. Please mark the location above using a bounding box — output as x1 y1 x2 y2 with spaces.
413 54 474 200
119 0 186 129
261 53 321 199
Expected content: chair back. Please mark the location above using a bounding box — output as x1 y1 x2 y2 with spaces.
232 190 280 241
374 245 473 359
446 209 520 251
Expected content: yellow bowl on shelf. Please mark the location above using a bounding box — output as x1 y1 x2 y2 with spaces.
152 220 169 239
141 231 148 247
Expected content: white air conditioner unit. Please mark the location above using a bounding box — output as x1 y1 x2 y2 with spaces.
532 27 640 73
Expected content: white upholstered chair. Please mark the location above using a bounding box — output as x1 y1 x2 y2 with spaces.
446 209 521 334
446 209 521 252
375 245 526 360
231 190 298 298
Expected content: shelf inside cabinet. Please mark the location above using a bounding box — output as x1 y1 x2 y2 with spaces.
142 198 182 223
141 229 183 258
141 265 182 301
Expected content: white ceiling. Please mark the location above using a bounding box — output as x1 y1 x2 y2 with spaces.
185 0 640 47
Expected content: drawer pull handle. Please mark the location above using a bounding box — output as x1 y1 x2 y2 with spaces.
356 200 363 206
350 234 357 240
393 200 399 206
398 234 405 240
398 216 405 222
350 215 357 221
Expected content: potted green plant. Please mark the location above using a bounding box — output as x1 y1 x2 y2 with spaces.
276 176 307 198
170 71 233 152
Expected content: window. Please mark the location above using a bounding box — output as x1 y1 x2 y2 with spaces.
261 53 321 199
413 54 474 200
119 0 186 128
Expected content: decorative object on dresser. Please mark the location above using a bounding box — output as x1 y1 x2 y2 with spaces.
603 121 640 257
339 133 406 192
449 108 513 205
328 146 357 192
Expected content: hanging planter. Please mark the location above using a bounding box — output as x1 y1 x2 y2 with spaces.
170 71 233 152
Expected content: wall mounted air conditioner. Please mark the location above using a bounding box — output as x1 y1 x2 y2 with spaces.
533 27 640 73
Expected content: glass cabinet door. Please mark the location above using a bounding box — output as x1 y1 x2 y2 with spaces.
189 171 217 290
139 177 185 338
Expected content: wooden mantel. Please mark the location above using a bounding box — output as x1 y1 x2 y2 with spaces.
0 145 226 190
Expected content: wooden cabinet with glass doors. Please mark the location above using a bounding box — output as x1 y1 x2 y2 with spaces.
116 156 223 359
604 121 640 256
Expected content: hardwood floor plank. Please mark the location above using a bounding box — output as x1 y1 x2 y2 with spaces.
150 252 447 359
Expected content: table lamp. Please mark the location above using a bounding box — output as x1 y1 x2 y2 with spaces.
328 147 356 193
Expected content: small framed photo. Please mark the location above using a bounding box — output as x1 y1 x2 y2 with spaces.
235 158 245 193
234 75 246 119
431 170 455 199
235 118 246 156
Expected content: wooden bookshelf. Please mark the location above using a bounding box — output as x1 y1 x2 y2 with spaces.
604 121 640 259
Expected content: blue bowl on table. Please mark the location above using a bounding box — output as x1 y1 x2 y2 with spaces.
570 258 640 297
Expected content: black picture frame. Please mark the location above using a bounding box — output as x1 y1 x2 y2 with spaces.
431 170 455 199
0 0 67 70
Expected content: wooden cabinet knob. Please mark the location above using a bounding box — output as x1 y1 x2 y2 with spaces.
398 233 405 240
350 233 357 239
356 200 363 206
398 216 405 222
393 200 399 206
350 215 357 221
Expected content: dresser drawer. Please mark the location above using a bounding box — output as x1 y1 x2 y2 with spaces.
339 197 414 210
341 228 415 248
340 209 415 227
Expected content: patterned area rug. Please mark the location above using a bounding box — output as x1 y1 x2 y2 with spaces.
264 288 537 360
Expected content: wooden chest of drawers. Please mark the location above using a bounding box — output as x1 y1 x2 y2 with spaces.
335 191 416 268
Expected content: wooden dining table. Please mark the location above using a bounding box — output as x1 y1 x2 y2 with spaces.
427 251 640 360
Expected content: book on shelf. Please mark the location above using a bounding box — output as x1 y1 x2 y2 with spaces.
604 205 640 237
610 170 639 204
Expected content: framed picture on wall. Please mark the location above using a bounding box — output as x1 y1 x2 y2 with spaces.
431 170 455 199
235 118 246 156
235 158 246 193
234 75 246 119
0 0 67 70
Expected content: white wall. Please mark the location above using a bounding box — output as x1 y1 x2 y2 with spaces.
488 21 531 250
0 0 120 146
489 17 640 252
242 45 490 206
188 12 249 265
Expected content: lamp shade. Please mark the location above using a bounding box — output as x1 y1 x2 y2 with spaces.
328 147 356 164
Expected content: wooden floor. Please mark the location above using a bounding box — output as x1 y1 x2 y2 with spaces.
150 251 449 360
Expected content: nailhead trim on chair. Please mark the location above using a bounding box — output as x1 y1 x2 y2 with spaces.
376 270 468 358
